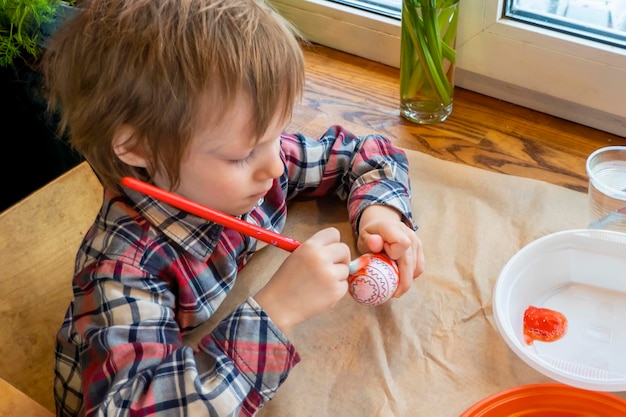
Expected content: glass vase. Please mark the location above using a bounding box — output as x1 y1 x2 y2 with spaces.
400 0 459 124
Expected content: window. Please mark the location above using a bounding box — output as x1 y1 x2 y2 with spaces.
509 0 626 48
329 0 401 18
270 0 626 136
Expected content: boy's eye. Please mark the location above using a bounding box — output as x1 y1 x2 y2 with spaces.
231 151 255 166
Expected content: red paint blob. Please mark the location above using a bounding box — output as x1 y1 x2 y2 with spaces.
523 305 568 345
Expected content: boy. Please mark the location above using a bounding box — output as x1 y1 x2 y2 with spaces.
43 0 424 415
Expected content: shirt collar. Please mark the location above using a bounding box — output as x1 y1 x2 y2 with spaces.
121 187 224 260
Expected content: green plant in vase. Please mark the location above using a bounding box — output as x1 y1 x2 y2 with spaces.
400 0 459 124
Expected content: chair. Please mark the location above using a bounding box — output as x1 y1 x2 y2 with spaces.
0 162 102 412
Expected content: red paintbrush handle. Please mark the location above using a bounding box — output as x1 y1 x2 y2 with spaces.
120 177 301 252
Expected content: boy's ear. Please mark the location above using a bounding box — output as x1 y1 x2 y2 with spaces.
113 124 148 168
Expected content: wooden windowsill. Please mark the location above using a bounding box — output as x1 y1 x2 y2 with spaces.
290 44 626 193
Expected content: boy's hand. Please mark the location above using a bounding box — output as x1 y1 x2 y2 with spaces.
357 205 424 298
254 227 350 334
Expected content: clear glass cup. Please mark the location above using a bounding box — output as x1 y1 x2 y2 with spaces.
586 146 626 233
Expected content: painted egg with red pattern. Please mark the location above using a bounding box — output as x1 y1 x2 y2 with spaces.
348 253 399 306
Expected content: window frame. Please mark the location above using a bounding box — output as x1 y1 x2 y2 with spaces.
270 0 626 136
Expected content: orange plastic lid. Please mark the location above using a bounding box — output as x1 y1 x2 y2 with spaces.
460 384 626 417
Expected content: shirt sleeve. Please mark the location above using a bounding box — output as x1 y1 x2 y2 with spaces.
63 249 299 417
280 125 416 234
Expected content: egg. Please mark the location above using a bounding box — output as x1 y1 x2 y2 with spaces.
348 253 399 306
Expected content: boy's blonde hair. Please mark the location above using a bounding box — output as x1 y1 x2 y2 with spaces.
43 0 305 190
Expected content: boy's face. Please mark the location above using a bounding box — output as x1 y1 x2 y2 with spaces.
152 93 288 216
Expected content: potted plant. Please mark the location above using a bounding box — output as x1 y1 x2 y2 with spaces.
0 0 78 66
0 0 81 211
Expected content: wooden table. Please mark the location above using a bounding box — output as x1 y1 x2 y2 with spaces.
2 43 626 414
0 378 53 417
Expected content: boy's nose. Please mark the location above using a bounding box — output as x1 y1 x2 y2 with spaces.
257 151 284 180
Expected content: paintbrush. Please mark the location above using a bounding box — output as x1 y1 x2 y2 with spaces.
120 177 370 272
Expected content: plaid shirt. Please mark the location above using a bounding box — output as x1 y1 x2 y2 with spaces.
54 125 414 417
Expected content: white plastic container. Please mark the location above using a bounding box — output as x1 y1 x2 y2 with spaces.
493 229 626 391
